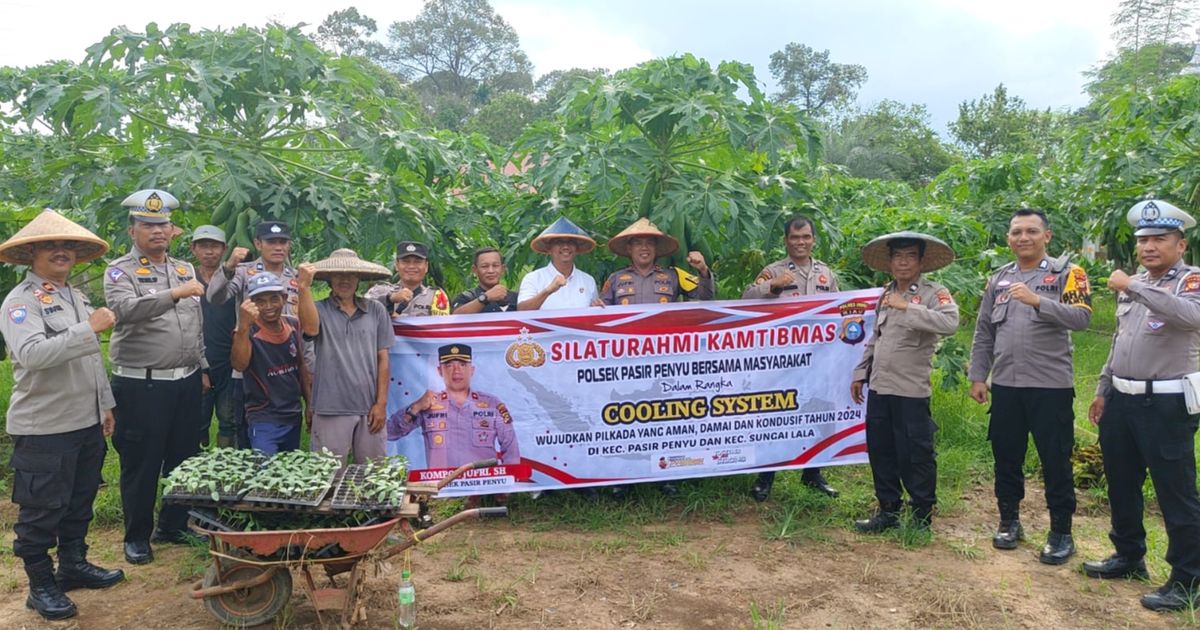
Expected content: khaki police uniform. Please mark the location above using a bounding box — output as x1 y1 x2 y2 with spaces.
852 278 958 512
366 282 450 317
742 256 839 495
105 246 208 543
968 256 1092 530
3 272 114 564
389 390 520 468
600 265 715 305
1097 259 1200 586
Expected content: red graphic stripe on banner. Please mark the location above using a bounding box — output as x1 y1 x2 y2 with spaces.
750 422 866 469
834 443 868 458
522 458 621 484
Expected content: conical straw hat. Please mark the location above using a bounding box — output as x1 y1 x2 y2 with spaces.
0 209 109 265
530 217 596 254
860 231 955 273
607 218 680 258
312 248 392 280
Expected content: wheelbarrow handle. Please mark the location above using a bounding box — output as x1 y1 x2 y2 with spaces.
436 458 499 490
380 507 508 560
477 507 508 519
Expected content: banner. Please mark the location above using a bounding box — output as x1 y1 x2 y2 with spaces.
385 288 882 495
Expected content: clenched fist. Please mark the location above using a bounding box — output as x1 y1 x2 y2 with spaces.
88 307 116 333
297 262 316 290
389 287 414 304
484 284 509 302
548 274 568 292
239 299 260 323
770 271 795 291
687 251 708 275
171 280 205 301
225 247 250 271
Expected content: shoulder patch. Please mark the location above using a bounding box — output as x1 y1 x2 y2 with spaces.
1063 265 1093 309
8 304 28 324
1183 274 1200 294
106 266 125 282
936 288 954 305
675 267 699 292
432 289 449 315
497 402 512 424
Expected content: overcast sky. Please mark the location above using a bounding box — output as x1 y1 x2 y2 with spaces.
0 0 1133 134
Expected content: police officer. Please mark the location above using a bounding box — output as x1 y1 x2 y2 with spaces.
105 189 209 565
743 215 840 501
452 247 518 314
387 344 520 467
968 208 1091 564
367 241 451 317
0 210 125 620
1082 200 1200 611
850 232 959 533
600 217 714 498
207 220 305 447
600 217 714 306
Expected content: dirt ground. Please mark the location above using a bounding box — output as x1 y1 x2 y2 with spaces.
0 482 1187 630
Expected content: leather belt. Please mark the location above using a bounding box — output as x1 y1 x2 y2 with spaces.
1112 376 1184 395
112 364 200 381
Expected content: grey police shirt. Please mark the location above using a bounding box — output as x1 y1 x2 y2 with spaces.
852 277 960 399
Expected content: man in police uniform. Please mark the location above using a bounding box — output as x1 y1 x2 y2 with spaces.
1082 200 1200 611
0 210 125 620
743 215 840 501
105 189 209 565
387 344 520 468
968 208 1092 564
367 241 451 317
600 217 714 306
206 220 303 446
850 232 959 533
600 217 714 498
452 247 518 314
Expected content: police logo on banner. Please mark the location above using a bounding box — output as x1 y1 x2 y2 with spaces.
838 301 869 345
505 327 546 368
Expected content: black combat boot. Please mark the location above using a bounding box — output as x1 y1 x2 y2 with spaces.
801 468 839 498
24 558 76 620
1039 513 1075 565
1083 553 1149 580
750 472 774 503
854 502 901 534
56 539 125 590
911 504 934 530
992 502 1023 550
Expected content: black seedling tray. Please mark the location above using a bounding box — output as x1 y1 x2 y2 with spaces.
242 466 341 508
329 464 408 512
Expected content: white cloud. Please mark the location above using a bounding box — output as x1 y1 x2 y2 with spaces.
495 1 656 75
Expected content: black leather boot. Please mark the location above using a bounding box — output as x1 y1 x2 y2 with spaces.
993 502 1022 549
24 558 76 620
1039 513 1075 565
750 472 774 503
801 468 839 498
1082 553 1149 580
911 504 934 530
56 539 125 590
854 502 901 533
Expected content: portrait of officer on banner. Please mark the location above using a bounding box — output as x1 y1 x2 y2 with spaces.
386 343 521 469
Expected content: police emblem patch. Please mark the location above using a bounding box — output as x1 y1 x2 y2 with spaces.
910 295 921 304
107 267 125 282
1184 275 1200 293
838 301 868 345
1148 319 1166 331
8 305 27 324
818 274 828 285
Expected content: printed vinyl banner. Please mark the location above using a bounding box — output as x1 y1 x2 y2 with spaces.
385 288 883 495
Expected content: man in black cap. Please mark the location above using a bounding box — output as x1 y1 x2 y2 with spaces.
366 241 450 317
206 220 304 447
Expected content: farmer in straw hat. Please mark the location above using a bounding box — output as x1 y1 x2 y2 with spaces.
297 249 394 463
517 217 600 310
600 217 714 499
0 209 124 620
851 231 959 534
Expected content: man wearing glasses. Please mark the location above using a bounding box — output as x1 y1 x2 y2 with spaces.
104 189 208 565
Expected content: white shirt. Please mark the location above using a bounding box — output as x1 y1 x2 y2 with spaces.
518 263 598 310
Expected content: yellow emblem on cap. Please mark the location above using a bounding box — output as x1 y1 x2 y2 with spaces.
450 346 459 354
433 435 444 445
145 193 163 212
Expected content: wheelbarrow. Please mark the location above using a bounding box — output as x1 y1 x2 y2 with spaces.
189 459 506 627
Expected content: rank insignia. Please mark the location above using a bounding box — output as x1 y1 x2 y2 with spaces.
135 268 151 275
175 266 188 275
497 403 512 424
138 256 150 266
40 282 56 293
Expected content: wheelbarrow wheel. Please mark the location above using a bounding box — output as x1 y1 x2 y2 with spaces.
201 562 293 627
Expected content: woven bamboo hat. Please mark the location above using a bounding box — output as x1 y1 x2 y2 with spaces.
530 217 596 254
312 248 392 281
607 218 679 258
0 209 109 266
861 231 955 273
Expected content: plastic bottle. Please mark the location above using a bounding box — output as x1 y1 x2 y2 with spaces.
397 569 416 629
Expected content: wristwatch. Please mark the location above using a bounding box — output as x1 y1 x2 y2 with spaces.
477 293 489 305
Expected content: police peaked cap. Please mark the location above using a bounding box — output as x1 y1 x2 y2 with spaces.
122 189 178 224
438 344 472 363
1128 199 1197 236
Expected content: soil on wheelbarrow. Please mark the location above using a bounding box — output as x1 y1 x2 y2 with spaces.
0 481 1183 629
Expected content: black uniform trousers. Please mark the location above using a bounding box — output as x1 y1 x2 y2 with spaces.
865 391 937 509
987 384 1076 520
1100 390 1200 584
112 370 203 543
10 424 106 565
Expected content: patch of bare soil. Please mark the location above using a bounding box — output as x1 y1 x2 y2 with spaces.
0 484 1181 629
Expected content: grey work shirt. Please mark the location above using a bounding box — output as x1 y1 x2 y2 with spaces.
206 258 300 315
600 265 716 305
852 277 960 398
306 296 394 415
742 258 838 299
1097 260 1200 397
105 247 207 370
2 272 115 435
968 257 1092 389
365 282 450 318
